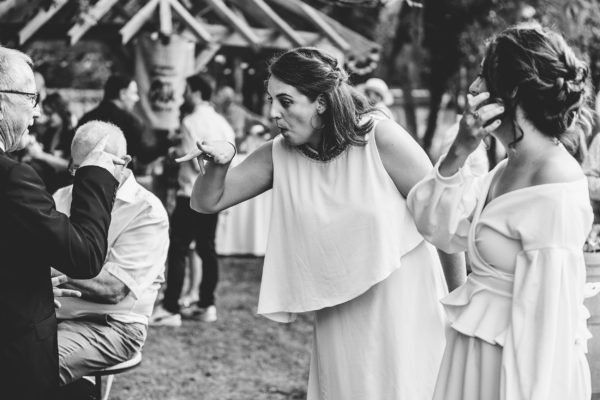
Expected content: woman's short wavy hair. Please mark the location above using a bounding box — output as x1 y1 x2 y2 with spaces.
268 47 374 156
482 23 593 152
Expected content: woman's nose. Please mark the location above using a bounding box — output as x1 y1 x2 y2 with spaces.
269 104 281 120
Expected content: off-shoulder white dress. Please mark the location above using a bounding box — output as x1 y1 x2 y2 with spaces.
407 158 593 400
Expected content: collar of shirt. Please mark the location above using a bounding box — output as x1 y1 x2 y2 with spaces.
116 169 137 203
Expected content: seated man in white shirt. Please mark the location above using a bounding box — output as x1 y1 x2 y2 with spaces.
52 121 169 396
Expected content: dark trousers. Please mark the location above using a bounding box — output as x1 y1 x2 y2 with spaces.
163 196 219 313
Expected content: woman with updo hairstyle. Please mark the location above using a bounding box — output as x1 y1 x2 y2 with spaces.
408 23 594 400
181 47 459 399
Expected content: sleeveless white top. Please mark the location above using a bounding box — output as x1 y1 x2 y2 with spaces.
258 120 425 322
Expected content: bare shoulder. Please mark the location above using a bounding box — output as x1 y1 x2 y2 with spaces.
373 118 432 197
230 139 274 184
373 118 415 150
532 150 585 185
245 139 274 163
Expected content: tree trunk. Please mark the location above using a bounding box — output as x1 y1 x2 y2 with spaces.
399 45 418 137
422 85 442 152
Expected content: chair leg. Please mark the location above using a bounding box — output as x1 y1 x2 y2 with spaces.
95 375 102 400
102 375 115 400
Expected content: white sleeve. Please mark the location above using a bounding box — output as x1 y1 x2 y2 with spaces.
407 158 485 253
105 206 169 299
582 134 600 200
502 246 590 400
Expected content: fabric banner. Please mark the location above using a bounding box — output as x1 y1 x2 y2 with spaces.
134 33 195 130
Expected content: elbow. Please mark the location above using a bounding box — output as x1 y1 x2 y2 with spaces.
106 292 126 304
190 197 219 214
99 288 129 304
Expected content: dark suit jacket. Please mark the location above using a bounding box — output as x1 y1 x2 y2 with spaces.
0 150 117 400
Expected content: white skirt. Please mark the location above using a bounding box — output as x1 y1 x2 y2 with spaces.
306 241 448 400
433 329 592 400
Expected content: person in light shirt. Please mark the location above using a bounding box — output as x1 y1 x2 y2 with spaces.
151 75 235 326
52 120 169 397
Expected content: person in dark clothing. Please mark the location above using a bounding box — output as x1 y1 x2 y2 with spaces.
78 74 171 171
0 46 124 400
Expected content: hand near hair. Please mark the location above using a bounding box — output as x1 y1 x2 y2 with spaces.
440 92 504 177
52 274 81 309
78 136 127 178
454 92 504 156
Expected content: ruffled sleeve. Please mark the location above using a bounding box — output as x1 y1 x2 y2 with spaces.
502 247 591 400
501 183 593 400
407 157 489 253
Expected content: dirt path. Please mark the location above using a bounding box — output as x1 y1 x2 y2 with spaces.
111 257 312 400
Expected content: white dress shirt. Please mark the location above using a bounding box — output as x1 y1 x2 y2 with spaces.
177 102 235 197
53 170 169 325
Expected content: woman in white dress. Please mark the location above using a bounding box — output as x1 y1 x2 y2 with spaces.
407 24 594 400
178 48 460 399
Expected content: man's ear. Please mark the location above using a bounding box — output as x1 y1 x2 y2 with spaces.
316 94 327 115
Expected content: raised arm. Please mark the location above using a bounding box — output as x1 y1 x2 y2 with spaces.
375 119 466 290
6 164 117 278
189 140 274 213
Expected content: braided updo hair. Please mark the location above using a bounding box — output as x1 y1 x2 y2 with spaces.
481 23 592 153
268 47 373 157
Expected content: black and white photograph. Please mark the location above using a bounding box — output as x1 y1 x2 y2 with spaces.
1 0 600 399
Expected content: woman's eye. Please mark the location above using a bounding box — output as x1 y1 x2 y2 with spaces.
266 97 273 103
281 100 291 108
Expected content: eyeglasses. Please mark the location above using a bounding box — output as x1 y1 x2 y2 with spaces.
0 90 40 107
68 155 132 177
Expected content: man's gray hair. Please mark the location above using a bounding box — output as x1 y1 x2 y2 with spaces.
72 120 127 161
0 46 33 89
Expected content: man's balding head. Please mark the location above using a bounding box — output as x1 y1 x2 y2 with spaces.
71 121 127 167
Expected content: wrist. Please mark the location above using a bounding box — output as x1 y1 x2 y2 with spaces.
439 146 469 177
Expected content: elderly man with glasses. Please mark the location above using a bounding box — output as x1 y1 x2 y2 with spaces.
0 47 124 400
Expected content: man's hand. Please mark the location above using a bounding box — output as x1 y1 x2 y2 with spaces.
79 136 127 177
52 274 81 309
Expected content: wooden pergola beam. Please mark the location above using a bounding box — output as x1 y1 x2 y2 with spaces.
167 0 213 44
68 0 121 45
193 43 221 74
159 0 173 36
202 0 260 48
268 0 350 52
119 0 159 45
18 0 69 45
232 0 304 47
186 23 330 50
0 0 17 20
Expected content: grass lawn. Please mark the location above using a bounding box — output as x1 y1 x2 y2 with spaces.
111 257 312 400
